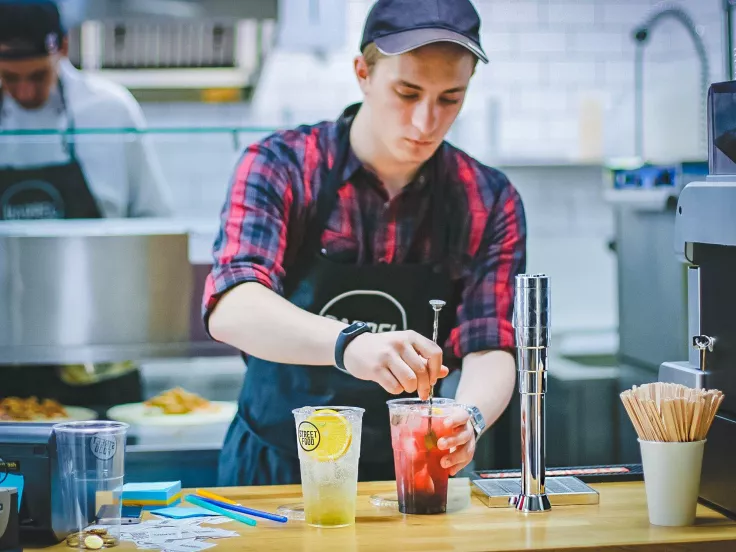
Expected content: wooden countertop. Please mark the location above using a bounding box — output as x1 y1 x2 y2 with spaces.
40 480 736 552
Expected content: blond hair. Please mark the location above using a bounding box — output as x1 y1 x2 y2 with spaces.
361 41 478 74
362 42 387 73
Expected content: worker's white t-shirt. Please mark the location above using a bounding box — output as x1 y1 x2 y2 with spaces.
0 59 173 218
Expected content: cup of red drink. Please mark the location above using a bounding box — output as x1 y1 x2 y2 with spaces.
387 397 462 515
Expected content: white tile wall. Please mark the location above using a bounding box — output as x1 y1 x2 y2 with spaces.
246 0 724 163
139 0 726 341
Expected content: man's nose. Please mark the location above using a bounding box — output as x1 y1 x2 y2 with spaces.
15 81 36 102
411 99 438 137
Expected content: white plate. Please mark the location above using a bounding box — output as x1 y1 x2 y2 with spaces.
0 406 98 423
106 401 237 427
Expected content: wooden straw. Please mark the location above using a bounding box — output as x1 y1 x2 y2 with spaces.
689 398 702 441
620 392 645 439
619 382 724 442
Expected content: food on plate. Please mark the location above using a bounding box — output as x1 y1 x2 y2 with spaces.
0 396 68 421
144 387 215 415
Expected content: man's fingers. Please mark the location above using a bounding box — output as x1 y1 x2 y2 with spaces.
438 424 474 451
409 332 443 384
441 439 476 473
399 344 431 399
376 367 404 395
384 352 418 394
443 407 471 429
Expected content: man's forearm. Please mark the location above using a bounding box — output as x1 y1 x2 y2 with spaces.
455 350 516 433
208 282 348 365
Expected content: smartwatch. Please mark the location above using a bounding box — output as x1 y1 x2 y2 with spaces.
466 405 486 441
334 321 371 373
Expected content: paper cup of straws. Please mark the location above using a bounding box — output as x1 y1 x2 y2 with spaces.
620 382 724 527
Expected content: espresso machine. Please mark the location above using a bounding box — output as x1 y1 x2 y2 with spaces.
659 79 736 518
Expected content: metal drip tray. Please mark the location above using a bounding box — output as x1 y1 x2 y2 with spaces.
472 476 599 508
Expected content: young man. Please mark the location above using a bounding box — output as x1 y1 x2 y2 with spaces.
205 0 527 486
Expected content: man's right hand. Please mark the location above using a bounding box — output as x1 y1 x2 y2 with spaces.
342 330 448 400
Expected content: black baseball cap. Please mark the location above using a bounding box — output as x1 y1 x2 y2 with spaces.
360 0 488 64
0 0 65 60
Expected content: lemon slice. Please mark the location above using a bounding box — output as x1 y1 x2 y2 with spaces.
304 409 352 462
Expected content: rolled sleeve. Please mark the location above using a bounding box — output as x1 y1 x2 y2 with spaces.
449 178 527 358
202 142 294 329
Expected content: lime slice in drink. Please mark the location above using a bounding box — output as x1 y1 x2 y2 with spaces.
306 409 352 462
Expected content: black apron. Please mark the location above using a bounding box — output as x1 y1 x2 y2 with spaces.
218 104 461 486
0 81 142 410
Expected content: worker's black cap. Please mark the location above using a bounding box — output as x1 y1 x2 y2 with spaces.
360 0 488 63
0 0 65 60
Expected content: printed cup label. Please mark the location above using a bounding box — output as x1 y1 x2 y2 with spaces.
90 434 117 460
298 421 320 452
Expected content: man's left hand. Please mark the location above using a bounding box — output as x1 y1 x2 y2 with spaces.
436 407 476 476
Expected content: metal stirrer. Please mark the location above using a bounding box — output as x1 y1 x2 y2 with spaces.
428 300 446 433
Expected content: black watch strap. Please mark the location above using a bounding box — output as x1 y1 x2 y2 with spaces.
335 322 371 373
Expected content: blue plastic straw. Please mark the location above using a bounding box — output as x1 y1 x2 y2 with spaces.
184 495 257 526
195 495 288 524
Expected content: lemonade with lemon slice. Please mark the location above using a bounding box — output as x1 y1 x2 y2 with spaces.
293 406 364 527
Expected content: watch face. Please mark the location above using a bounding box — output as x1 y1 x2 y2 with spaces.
468 406 485 431
346 322 368 335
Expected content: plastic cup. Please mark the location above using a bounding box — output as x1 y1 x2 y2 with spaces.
293 406 364 528
54 421 129 546
638 438 706 526
387 398 460 515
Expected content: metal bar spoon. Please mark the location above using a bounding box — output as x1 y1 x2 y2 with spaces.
425 299 446 447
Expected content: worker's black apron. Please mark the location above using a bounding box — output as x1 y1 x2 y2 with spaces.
218 103 461 486
0 81 142 409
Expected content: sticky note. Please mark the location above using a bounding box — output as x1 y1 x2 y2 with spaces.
150 506 218 519
123 482 180 492
0 474 24 511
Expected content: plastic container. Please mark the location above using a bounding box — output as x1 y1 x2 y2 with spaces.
54 421 129 547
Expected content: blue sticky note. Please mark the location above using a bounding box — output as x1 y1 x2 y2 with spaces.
0 474 24 511
150 506 218 519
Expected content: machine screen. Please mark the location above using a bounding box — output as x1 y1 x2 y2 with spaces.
710 81 736 175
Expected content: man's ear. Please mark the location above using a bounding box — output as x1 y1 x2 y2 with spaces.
354 55 370 94
60 35 69 56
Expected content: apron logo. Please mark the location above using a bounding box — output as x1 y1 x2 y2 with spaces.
0 180 65 220
297 421 321 452
319 290 408 333
90 434 117 461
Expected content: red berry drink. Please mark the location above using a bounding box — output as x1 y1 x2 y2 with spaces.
387 398 457 515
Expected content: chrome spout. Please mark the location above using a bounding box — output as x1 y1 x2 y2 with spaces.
512 274 552 513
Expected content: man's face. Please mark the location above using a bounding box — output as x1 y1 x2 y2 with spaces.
0 54 59 110
357 43 476 165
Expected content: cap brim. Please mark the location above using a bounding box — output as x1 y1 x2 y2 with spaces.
374 28 488 64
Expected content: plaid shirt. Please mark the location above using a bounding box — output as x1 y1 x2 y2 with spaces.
203 110 527 358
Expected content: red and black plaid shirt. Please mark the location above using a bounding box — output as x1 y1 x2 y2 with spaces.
203 110 527 358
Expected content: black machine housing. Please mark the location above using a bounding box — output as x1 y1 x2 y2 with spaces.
0 423 73 545
659 79 736 518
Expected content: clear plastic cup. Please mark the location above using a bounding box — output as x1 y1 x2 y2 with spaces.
292 406 364 528
387 398 461 515
54 421 129 547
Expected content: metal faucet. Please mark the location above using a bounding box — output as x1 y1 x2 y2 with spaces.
632 2 710 160
512 274 551 513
